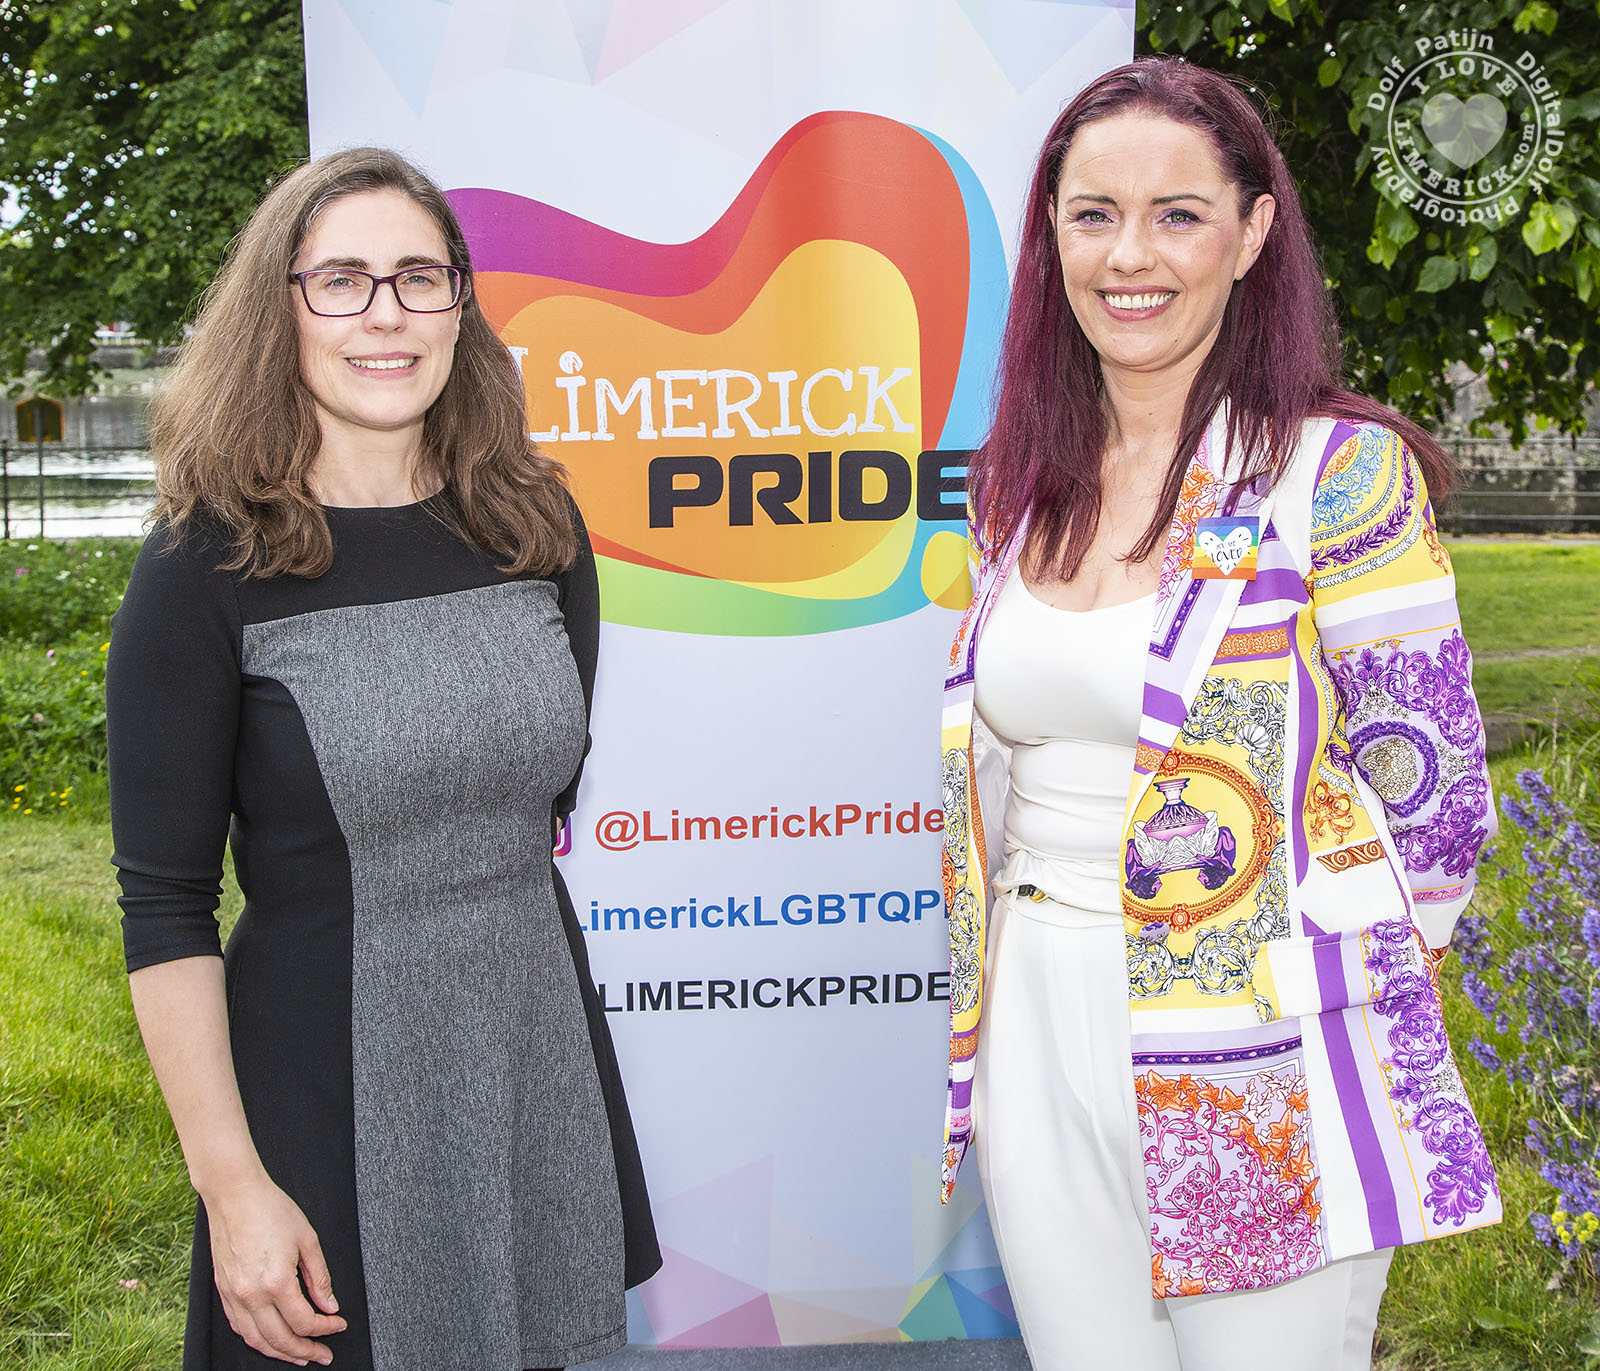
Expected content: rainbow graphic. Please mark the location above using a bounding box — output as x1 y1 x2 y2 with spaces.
1190 515 1261 581
454 112 1006 636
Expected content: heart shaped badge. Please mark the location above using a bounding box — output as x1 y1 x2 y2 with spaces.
1420 92 1507 169
1191 516 1259 580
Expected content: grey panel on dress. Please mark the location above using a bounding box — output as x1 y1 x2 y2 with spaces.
244 580 624 1371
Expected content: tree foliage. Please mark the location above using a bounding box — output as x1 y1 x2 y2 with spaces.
0 1 1595 437
1137 0 1600 439
0 0 307 395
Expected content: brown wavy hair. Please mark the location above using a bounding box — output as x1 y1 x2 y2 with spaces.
149 147 576 577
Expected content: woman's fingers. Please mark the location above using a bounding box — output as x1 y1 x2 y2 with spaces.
298 1230 341 1315
248 1299 335 1365
275 1269 346 1341
208 1180 346 1363
225 1272 342 1365
219 1287 321 1366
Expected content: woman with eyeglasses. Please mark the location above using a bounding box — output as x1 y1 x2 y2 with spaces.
107 148 660 1370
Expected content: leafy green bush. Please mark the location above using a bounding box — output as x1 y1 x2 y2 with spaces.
0 635 109 809
0 538 138 812
0 539 140 645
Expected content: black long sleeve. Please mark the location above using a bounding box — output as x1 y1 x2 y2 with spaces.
108 520 241 970
553 497 598 829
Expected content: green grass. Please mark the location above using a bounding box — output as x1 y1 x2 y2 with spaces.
1472 655 1598 732
6 803 1598 1370
1450 543 1600 657
0 820 241 1369
1377 1022 1600 1371
1448 540 1600 738
0 821 189 1369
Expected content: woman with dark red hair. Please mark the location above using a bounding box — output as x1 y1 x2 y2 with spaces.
937 57 1500 1368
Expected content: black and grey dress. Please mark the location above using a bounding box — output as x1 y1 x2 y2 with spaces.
107 498 660 1371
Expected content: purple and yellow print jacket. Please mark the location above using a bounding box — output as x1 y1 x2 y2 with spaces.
939 410 1501 1297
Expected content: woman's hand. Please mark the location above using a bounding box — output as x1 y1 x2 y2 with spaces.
205 1175 346 1365
127 957 347 1364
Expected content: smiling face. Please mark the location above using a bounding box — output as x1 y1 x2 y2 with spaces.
291 188 462 460
1051 112 1274 394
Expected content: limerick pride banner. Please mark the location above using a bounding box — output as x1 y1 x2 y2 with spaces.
304 0 1132 1346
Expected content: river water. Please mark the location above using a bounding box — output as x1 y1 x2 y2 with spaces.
5 390 1596 541
1 391 154 538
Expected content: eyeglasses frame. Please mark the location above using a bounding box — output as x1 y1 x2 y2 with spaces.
289 264 471 317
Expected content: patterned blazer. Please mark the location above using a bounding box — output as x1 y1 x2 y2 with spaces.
939 408 1502 1298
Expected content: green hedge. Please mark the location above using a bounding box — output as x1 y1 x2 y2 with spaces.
0 539 138 813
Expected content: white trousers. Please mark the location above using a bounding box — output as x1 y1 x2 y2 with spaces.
972 890 1393 1371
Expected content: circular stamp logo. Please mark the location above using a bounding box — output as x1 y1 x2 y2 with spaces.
1368 29 1564 224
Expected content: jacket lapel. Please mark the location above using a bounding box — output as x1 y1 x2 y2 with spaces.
946 507 1029 694
1125 404 1280 827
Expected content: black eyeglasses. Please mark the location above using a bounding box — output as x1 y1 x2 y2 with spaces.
290 265 469 317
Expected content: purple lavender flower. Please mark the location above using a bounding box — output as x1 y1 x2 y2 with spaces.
1468 1038 1501 1071
1463 770 1600 1269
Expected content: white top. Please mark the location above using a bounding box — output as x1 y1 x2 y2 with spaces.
972 572 1155 915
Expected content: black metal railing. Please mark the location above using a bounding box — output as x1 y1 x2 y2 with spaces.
3 437 1599 540
1436 436 1600 534
0 441 155 539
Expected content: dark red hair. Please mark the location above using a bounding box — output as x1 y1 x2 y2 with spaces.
972 56 1454 575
